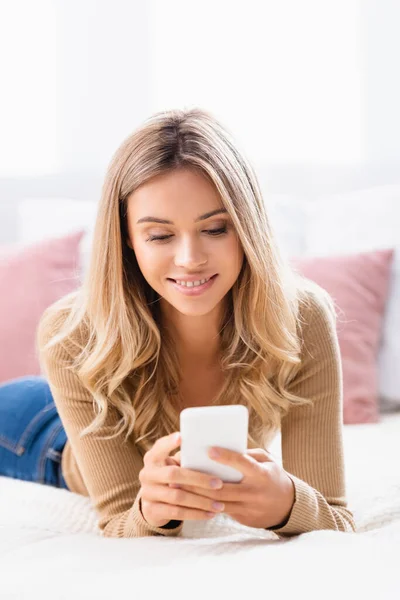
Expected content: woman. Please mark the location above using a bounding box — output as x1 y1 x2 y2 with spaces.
0 107 356 538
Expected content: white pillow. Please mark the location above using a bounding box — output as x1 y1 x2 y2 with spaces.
17 198 98 275
305 184 400 405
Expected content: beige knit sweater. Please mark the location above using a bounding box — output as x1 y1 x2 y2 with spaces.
37 289 356 539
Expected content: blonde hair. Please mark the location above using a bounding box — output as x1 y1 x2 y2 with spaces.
37 107 333 455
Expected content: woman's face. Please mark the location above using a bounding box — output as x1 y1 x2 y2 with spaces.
126 167 244 317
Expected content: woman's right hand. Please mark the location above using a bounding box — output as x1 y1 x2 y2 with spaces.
138 431 224 528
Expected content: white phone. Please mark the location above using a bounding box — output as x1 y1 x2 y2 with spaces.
179 405 249 483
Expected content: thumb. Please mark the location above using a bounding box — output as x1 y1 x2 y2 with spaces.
172 450 181 465
165 456 180 467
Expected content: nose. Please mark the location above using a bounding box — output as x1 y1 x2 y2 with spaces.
173 235 208 269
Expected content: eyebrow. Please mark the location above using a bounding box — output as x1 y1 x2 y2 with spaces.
136 208 228 225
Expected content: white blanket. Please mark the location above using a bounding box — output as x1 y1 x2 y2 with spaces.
1 413 400 600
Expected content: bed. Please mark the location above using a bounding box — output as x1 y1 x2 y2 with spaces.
1 186 400 597
0 411 399 599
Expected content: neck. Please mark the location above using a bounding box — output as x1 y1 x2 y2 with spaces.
160 300 224 369
175 328 221 369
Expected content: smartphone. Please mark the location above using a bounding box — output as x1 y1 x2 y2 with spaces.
180 405 249 483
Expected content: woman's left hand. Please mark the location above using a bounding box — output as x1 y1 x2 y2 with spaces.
167 447 296 530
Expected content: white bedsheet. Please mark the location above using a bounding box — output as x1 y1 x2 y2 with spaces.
1 413 399 600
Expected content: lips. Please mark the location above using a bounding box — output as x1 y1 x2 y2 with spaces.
168 274 217 282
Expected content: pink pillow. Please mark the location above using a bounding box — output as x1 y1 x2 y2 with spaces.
0 230 84 384
291 248 394 424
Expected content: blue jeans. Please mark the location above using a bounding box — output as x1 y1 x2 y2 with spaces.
0 375 69 490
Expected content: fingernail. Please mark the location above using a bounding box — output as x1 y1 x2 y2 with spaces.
210 479 223 489
174 433 181 443
209 447 220 458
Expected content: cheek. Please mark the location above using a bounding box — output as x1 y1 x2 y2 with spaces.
133 243 169 278
224 239 244 273
131 242 152 277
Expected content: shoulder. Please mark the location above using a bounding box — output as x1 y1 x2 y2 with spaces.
36 303 69 346
285 280 342 398
36 290 87 361
295 280 339 359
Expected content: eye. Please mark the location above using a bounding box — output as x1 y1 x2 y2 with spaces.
146 226 228 243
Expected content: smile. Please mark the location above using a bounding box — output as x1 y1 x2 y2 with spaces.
174 277 211 287
167 274 218 295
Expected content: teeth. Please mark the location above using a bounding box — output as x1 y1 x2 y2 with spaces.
175 277 210 287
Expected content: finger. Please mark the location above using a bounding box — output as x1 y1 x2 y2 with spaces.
141 464 223 491
171 450 181 464
176 482 246 504
208 446 257 477
143 483 226 516
144 432 181 466
165 456 181 480
246 449 276 463
143 500 216 522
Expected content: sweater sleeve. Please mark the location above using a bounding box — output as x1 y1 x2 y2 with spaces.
37 314 183 539
266 290 356 537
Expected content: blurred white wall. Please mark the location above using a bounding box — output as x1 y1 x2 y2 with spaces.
148 0 365 166
0 0 399 242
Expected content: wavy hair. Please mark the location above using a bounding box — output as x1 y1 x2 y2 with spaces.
36 107 333 455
